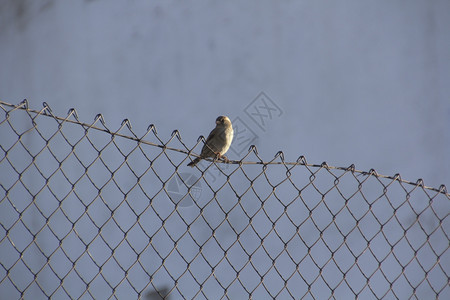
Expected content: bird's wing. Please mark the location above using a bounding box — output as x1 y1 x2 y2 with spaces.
205 127 217 143
201 127 219 155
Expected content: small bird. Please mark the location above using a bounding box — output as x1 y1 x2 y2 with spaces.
188 116 234 167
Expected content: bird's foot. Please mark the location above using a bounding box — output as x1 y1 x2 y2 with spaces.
213 153 221 162
213 153 229 163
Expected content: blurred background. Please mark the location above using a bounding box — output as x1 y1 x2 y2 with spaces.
1 0 449 187
0 0 449 298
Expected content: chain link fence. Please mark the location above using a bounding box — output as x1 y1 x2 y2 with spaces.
0 100 449 299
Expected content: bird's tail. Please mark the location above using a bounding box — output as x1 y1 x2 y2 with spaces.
187 157 201 167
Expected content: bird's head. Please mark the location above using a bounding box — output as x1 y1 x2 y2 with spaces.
216 116 231 126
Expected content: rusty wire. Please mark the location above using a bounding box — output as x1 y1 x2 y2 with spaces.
0 100 449 299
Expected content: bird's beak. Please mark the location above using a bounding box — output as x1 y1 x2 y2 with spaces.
216 120 220 125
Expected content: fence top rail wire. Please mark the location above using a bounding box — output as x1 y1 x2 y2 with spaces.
0 99 448 197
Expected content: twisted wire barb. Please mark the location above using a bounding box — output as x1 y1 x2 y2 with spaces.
0 100 447 196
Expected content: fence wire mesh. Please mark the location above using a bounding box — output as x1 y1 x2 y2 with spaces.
0 100 449 299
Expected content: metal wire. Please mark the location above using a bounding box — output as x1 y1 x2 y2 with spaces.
0 100 448 299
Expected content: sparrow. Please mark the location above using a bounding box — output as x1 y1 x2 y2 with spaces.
188 116 234 167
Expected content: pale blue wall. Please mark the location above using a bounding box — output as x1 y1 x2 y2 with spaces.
0 1 449 298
